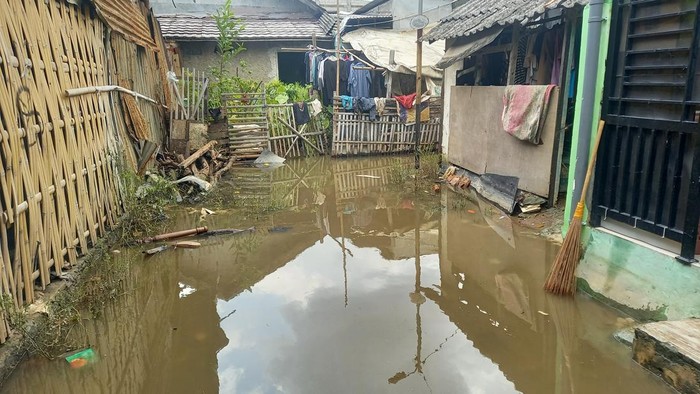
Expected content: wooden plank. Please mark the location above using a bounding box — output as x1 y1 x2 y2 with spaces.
634 319 700 393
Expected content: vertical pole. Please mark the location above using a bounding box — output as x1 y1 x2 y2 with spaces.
414 0 424 170
336 0 341 98
386 50 395 98
414 28 423 169
507 26 520 85
334 0 341 141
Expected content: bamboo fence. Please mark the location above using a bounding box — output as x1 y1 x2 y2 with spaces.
268 104 327 159
332 157 397 209
0 0 168 343
332 98 442 156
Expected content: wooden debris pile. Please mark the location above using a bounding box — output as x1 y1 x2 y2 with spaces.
156 141 237 193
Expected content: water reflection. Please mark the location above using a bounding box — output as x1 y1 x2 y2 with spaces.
2 157 672 394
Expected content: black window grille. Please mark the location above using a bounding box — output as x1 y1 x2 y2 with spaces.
592 0 700 263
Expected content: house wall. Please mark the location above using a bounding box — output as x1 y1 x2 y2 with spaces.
440 61 459 155
567 1 700 321
178 40 318 82
447 86 561 198
578 229 700 321
564 1 613 227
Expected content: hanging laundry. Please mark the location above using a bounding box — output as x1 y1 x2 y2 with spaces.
394 93 417 109
340 95 354 110
309 99 323 117
374 97 387 117
502 85 556 144
321 59 352 106
370 70 386 98
358 97 378 121
348 63 372 98
293 102 311 126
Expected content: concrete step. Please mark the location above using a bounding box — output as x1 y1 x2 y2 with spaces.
633 319 700 394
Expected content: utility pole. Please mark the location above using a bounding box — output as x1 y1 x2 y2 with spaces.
334 0 341 138
414 0 425 170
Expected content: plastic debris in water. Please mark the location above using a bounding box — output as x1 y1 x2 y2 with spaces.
65 348 96 369
268 226 292 233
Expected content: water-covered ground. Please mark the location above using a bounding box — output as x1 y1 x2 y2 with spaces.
2 157 673 393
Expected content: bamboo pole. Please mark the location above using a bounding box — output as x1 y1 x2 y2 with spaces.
65 85 159 105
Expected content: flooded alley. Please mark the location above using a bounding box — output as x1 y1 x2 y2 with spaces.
2 157 674 394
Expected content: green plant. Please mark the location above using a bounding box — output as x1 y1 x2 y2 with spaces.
115 172 179 244
266 80 312 104
0 294 27 332
208 0 246 109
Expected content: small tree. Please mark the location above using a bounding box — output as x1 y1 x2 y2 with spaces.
208 0 246 110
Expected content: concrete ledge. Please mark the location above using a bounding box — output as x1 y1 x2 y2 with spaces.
633 320 700 394
577 228 700 321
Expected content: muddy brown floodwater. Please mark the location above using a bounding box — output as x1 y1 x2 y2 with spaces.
2 157 675 394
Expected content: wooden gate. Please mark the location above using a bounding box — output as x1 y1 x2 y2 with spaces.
268 104 327 158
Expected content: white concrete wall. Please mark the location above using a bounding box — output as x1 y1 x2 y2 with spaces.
178 40 315 82
441 62 459 155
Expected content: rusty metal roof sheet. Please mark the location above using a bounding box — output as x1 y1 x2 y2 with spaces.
91 0 157 49
423 0 588 42
320 13 393 35
157 14 328 41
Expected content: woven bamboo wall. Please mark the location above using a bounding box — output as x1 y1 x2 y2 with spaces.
0 0 167 343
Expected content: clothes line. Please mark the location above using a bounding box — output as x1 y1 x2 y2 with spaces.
281 45 378 70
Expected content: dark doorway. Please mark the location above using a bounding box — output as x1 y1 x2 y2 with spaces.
277 52 306 84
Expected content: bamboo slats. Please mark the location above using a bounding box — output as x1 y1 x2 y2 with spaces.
111 35 167 144
268 105 327 159
0 0 166 343
169 67 208 122
331 98 442 156
223 91 271 160
332 157 397 208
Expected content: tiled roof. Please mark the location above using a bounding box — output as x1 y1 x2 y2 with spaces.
423 0 588 42
157 14 329 41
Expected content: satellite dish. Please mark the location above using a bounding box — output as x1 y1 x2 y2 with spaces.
410 15 429 30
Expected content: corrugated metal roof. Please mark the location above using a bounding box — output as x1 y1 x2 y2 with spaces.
91 0 157 49
157 14 328 41
320 13 393 35
423 0 588 42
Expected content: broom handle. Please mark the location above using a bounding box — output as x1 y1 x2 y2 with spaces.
579 120 606 203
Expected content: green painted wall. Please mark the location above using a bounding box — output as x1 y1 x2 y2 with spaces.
563 1 700 321
578 229 700 321
564 1 613 232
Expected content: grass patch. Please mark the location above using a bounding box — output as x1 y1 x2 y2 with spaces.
113 172 180 244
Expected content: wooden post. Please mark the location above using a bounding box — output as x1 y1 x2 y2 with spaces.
386 50 395 98
507 25 521 85
414 28 423 169
334 0 341 140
